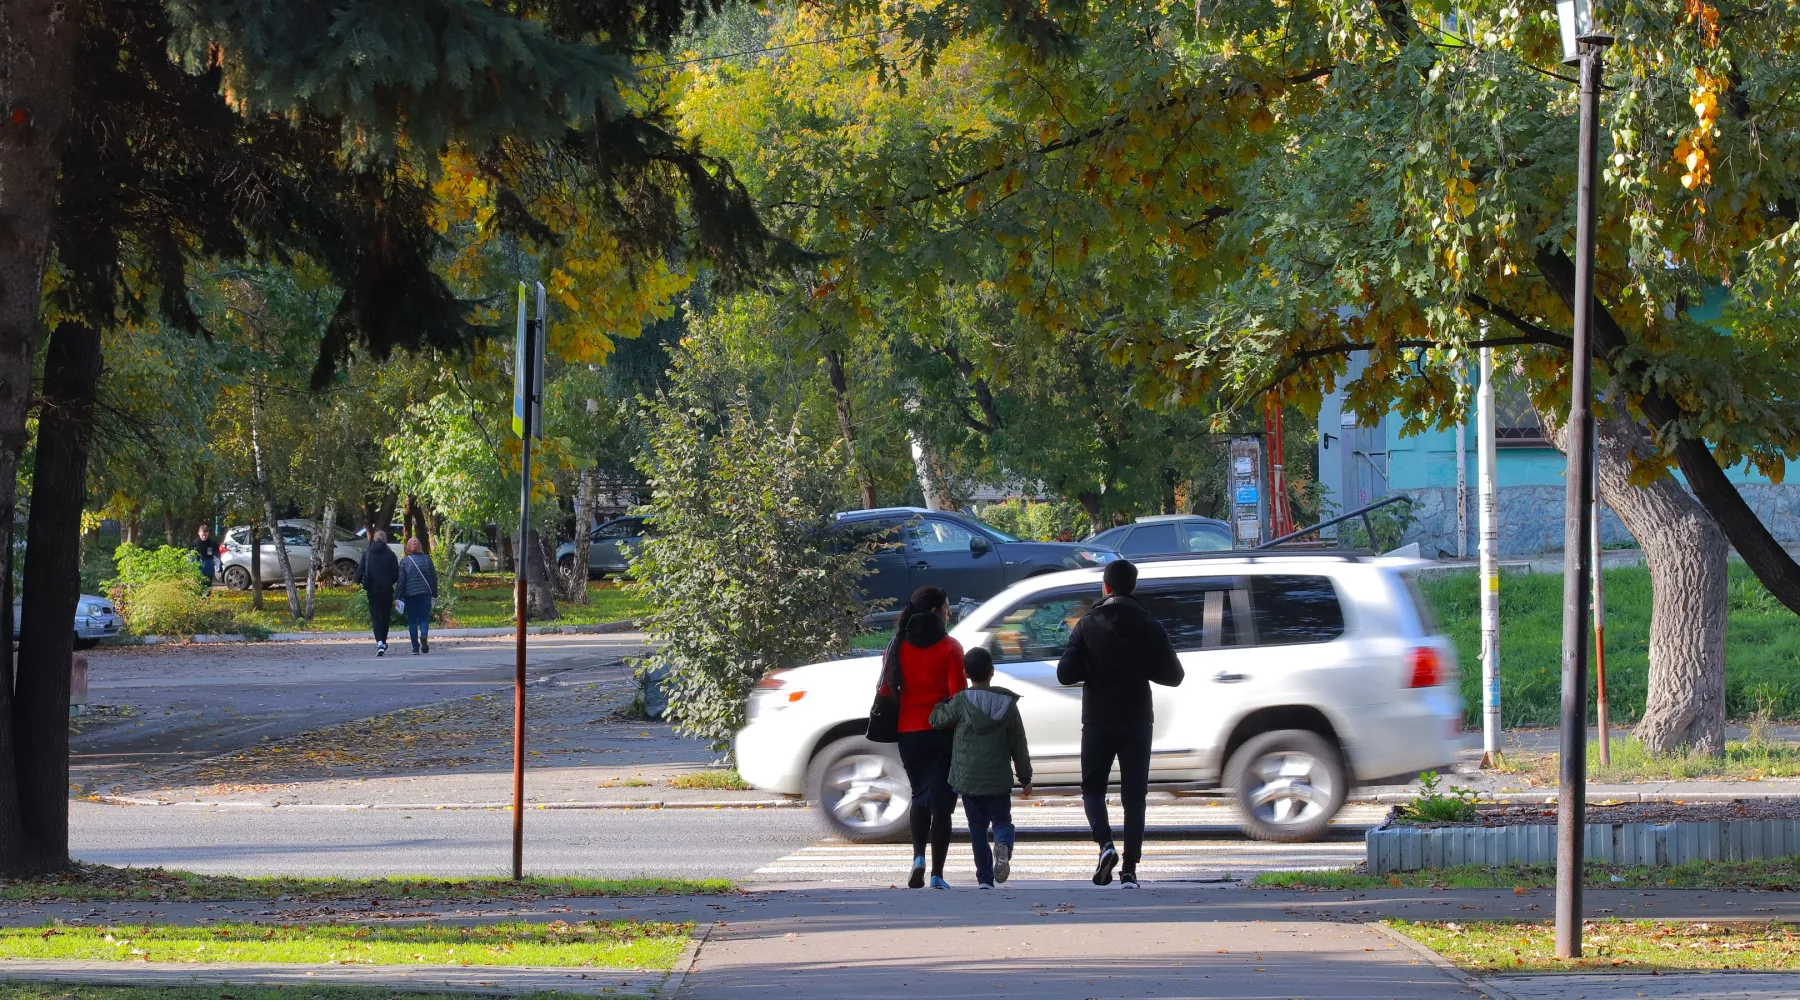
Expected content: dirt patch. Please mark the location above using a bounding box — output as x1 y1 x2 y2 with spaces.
1391 799 1800 828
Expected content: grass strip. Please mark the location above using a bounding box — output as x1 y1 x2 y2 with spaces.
667 769 753 791
0 987 598 1000
1391 918 1800 972
0 920 689 970
1252 857 1800 891
1493 733 1800 783
1 864 734 902
213 578 643 634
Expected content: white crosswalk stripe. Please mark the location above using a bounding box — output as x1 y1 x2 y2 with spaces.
754 803 1382 882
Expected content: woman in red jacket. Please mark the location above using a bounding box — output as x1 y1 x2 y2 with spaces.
885 585 966 889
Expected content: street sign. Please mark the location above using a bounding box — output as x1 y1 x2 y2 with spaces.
511 283 545 440
1233 485 1259 506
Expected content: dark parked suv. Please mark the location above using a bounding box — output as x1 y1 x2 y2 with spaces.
835 507 1118 618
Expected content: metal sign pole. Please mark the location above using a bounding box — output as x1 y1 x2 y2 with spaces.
1478 345 1502 766
509 282 546 882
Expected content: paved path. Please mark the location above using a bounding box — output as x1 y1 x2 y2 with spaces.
1483 973 1800 999
0 959 666 997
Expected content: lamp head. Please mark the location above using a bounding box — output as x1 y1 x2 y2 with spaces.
1556 0 1612 64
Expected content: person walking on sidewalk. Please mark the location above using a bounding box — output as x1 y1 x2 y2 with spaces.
355 530 400 657
881 585 965 889
189 525 218 586
930 647 1032 889
398 537 439 655
1057 559 1184 888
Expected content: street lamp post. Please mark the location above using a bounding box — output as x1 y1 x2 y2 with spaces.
1554 0 1611 960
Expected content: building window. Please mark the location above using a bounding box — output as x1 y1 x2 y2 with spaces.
1494 386 1549 447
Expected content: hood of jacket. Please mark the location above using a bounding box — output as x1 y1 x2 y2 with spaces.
958 686 1020 730
902 609 948 648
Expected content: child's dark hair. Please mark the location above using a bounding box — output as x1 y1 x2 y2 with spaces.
963 646 995 684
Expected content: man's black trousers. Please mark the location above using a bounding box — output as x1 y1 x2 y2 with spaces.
1080 721 1152 868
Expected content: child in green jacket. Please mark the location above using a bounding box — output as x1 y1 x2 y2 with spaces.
929 647 1032 887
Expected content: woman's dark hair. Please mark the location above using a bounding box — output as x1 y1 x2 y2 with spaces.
894 585 950 636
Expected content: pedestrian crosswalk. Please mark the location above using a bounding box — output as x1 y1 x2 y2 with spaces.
752 802 1382 883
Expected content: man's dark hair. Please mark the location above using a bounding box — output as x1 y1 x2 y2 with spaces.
1103 559 1138 595
964 646 995 684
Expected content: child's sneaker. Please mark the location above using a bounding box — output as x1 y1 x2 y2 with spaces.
993 842 1012 884
1093 844 1118 886
930 875 951 890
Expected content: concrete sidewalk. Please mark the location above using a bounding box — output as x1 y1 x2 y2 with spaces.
7 887 1798 998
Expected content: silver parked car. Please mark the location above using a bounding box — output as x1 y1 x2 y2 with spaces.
218 522 365 590
1085 514 1235 558
352 524 500 575
556 516 650 580
12 594 124 650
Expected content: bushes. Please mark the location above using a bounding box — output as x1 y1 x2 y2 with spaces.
972 499 1092 541
110 544 204 595
125 580 236 636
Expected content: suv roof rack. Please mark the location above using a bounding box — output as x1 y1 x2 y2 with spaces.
1125 549 1369 565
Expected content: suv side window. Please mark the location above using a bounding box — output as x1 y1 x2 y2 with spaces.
907 517 977 553
1138 579 1245 651
1120 523 1179 556
1089 526 1128 548
1249 575 1346 645
987 588 1099 663
1184 522 1233 552
595 520 633 540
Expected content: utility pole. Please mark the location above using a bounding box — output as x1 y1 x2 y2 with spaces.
1554 0 1609 958
1456 414 1468 560
1477 345 1502 767
1592 447 1610 768
510 281 545 881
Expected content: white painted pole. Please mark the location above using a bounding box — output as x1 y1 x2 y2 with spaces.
1478 345 1503 765
1456 416 1468 560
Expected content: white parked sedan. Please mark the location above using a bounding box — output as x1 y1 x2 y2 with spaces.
734 552 1462 843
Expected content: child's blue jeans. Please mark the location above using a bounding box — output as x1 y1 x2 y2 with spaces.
960 791 1015 885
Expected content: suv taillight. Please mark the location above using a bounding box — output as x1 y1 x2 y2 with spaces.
1406 647 1442 688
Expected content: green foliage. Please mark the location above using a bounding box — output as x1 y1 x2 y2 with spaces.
1392 770 1479 824
633 395 878 751
108 544 205 595
123 580 236 637
972 499 1091 541
1335 501 1417 553
1423 563 1800 726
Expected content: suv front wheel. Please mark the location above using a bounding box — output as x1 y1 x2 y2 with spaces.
1225 729 1347 843
806 735 911 843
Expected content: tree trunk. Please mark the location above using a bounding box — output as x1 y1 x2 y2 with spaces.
404 494 432 555
908 428 953 510
250 525 263 610
569 467 595 605
373 491 397 537
11 321 101 873
518 527 559 620
250 386 300 619
1542 408 1729 754
306 497 335 618
826 348 876 509
499 532 515 574
161 508 175 547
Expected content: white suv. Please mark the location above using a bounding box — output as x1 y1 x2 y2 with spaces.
734 553 1461 843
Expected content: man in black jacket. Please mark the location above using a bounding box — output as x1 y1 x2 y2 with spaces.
1057 558 1184 888
355 531 401 657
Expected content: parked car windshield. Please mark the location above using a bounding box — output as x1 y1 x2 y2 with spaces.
959 516 1018 543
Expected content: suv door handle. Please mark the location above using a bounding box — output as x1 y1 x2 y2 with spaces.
1213 671 1249 684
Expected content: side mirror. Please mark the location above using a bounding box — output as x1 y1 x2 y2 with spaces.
970 534 994 555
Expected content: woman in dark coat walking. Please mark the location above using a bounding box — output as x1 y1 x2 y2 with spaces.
398 537 440 655
355 530 400 656
881 585 965 889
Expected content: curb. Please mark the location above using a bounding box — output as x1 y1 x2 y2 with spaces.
91 796 807 811
131 620 639 645
1371 923 1515 999
1354 790 1800 805
660 922 714 998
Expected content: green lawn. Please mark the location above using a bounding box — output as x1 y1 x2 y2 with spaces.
0 988 587 1000
0 864 732 902
668 768 754 790
0 920 688 970
1422 562 1800 726
212 577 643 633
1253 857 1800 891
1498 733 1800 783
1392 918 1800 972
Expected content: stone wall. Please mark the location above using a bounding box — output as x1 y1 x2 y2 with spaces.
1395 483 1800 558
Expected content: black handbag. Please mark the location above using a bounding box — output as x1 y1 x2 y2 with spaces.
865 634 903 743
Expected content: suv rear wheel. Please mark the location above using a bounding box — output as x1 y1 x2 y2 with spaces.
805 734 910 843
1225 728 1347 843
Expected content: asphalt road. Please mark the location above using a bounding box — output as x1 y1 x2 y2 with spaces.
72 632 653 793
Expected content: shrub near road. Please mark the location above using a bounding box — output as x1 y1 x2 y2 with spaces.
1422 564 1800 726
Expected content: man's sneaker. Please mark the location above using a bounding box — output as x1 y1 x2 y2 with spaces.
978 881 995 890
993 842 1012 884
1120 870 1139 889
1093 845 1118 886
421 639 430 654
376 641 387 657
930 875 951 890
908 857 925 889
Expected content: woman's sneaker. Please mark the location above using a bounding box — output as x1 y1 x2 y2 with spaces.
908 857 925 889
993 842 1012 884
1093 845 1118 886
930 875 951 890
